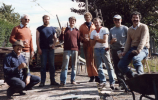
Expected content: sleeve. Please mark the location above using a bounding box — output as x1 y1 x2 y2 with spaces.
137 25 149 53
30 37 34 52
124 29 131 53
77 31 81 51
22 56 31 76
104 28 109 35
3 56 19 75
90 31 94 39
108 29 112 43
9 27 18 44
79 25 85 43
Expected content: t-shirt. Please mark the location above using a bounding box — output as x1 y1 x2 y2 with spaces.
37 26 56 49
109 25 128 50
90 27 109 48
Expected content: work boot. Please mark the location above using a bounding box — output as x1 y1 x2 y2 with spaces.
95 76 100 83
7 88 13 99
126 70 138 79
89 76 94 82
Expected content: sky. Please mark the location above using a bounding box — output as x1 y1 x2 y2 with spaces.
0 0 85 51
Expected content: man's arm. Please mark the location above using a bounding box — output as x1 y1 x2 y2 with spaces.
52 33 57 49
96 34 107 43
137 25 149 53
36 30 42 55
123 30 131 56
9 27 18 44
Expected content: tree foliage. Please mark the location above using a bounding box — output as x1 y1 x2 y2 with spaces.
71 0 158 35
0 3 20 47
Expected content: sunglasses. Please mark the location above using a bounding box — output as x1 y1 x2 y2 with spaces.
114 19 120 21
25 19 30 21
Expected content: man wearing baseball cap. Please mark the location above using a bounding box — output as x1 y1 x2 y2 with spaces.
3 40 40 99
109 14 128 89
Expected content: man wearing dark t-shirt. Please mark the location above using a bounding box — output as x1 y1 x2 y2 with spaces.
36 15 59 87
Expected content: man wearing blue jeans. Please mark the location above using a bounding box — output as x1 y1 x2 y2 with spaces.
118 11 149 78
36 15 59 87
90 18 115 89
59 16 80 86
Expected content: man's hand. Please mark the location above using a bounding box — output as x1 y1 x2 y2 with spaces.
31 52 34 58
18 63 27 70
93 35 100 41
121 52 126 56
38 48 42 55
128 50 139 60
25 76 30 86
110 38 117 44
51 44 55 49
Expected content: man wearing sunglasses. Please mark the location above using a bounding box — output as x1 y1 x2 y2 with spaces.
109 15 128 90
9 14 34 82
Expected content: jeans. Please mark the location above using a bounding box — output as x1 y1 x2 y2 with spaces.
111 48 125 86
118 47 149 74
5 75 40 94
94 48 115 85
60 50 78 84
40 49 56 84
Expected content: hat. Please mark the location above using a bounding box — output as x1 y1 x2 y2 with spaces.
113 14 122 19
13 40 24 48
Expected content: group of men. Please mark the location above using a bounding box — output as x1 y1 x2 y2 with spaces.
3 11 149 98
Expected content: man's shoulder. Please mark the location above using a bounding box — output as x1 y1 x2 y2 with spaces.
139 23 148 28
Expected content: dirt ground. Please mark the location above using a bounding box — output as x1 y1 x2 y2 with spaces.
0 66 156 100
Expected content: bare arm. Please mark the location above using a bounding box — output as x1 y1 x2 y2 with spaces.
52 33 57 49
36 30 42 55
96 34 107 43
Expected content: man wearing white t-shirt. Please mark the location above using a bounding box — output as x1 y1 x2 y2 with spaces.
90 18 115 89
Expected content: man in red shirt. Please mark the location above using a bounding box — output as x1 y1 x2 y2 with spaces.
10 14 34 66
59 16 80 86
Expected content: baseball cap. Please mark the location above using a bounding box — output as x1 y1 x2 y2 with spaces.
13 40 24 48
113 15 122 19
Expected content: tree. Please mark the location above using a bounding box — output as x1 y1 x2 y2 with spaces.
71 0 158 51
0 3 20 47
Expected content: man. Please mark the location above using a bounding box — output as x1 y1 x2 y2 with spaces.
3 40 40 99
36 15 59 87
90 18 116 89
10 14 34 66
79 12 99 82
59 16 80 86
109 15 128 88
118 11 149 78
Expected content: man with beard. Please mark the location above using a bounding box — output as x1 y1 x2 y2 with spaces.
118 11 149 78
36 15 59 87
10 14 34 69
3 40 40 99
79 12 99 82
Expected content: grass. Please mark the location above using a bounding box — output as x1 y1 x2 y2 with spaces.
128 56 158 73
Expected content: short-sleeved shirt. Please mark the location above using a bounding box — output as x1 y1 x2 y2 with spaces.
37 26 56 49
90 27 109 48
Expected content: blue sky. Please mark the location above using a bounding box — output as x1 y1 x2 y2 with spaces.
0 0 85 50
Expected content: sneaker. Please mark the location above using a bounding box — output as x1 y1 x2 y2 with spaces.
98 82 106 89
39 83 45 87
71 81 78 85
51 81 59 86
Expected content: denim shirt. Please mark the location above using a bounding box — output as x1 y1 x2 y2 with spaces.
3 51 30 80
